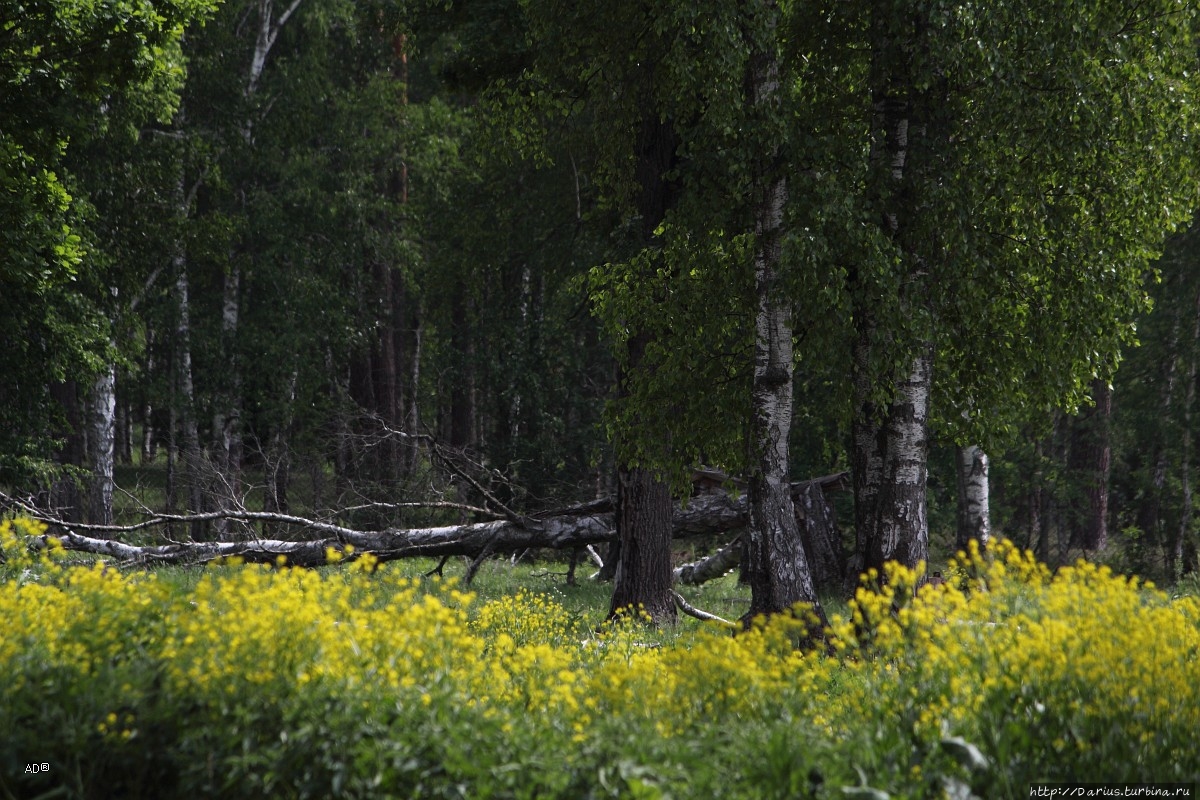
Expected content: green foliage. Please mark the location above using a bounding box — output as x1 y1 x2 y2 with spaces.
792 0 1200 449
588 224 756 489
1 524 1198 798
0 0 217 481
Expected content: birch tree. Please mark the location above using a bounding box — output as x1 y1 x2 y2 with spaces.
0 0 216 486
955 445 989 552
516 0 832 625
742 0 826 628
795 0 1200 579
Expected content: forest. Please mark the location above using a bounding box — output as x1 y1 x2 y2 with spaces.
7 2 1200 798
5 0 1200 631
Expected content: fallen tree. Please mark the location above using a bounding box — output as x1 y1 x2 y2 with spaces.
2 473 847 582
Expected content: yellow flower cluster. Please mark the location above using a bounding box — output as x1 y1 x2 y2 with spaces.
820 540 1200 771
2 520 1197 794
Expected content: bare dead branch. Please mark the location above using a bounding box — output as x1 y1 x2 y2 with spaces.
2 473 848 574
671 591 737 628
341 501 501 519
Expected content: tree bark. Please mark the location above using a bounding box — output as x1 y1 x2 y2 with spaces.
208 262 245 540
955 444 990 553
853 345 933 576
263 369 298 535
604 103 680 625
674 538 742 586
1068 378 1112 553
171 201 204 539
115 373 133 466
47 381 85 522
742 0 826 632
608 466 677 624
404 313 423 476
208 0 304 537
1173 285 1200 577
794 479 845 593
88 359 117 525
850 9 936 581
140 332 157 464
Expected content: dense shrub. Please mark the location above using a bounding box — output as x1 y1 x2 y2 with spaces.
1 518 1198 798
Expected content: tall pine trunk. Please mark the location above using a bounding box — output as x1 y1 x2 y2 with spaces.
606 112 679 626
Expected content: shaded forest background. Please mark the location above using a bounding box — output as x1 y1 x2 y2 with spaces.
4 0 1200 602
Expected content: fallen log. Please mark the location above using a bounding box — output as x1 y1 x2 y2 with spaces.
673 539 742 585
5 473 847 572
8 491 739 568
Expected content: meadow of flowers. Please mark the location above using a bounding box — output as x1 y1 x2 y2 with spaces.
1 516 1198 799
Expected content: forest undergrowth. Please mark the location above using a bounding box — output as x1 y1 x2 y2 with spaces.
1 517 1198 799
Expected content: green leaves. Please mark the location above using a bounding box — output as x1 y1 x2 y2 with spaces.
0 1 214 480
586 222 755 489
792 0 1200 448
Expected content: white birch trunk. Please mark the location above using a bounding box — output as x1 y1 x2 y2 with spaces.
212 265 241 463
206 0 302 534
87 359 117 525
211 264 244 539
20 486 754 568
851 13 935 580
873 348 933 570
742 0 825 630
174 261 200 460
955 444 990 552
243 0 304 136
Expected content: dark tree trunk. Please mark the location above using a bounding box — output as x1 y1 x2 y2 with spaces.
794 480 845 593
380 261 401 470
448 293 476 450
604 97 680 625
1136 278 1183 560
608 465 676 624
1068 378 1112 553
404 311 423 476
1172 286 1200 577
1031 436 1048 562
47 381 85 522
115 374 133 466
1052 412 1071 566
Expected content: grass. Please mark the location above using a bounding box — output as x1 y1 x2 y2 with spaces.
4 516 1198 799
